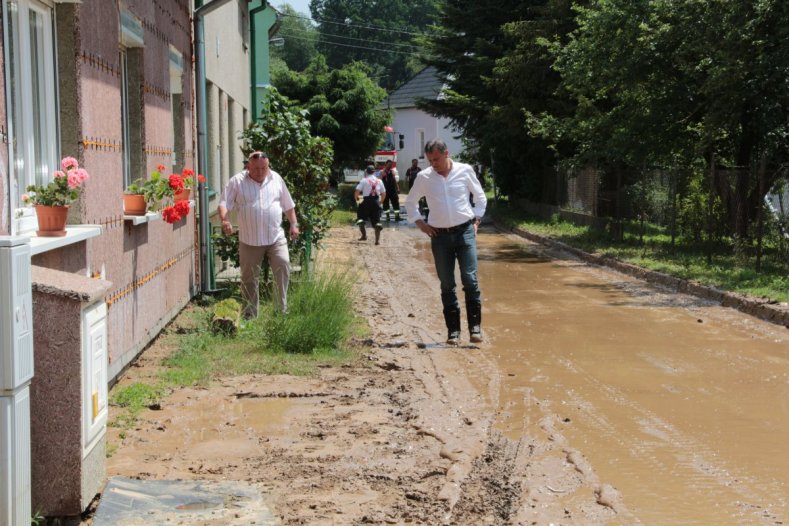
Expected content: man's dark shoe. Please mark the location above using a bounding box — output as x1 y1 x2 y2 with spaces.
469 326 483 343
447 330 461 345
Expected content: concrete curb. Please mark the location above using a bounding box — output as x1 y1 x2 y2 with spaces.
495 221 789 328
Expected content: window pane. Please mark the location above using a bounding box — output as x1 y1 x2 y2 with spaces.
29 8 47 187
120 50 131 187
7 1 25 194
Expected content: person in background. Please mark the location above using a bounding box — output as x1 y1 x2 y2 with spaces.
405 158 428 220
404 138 487 344
218 151 299 318
354 165 386 245
405 158 420 190
379 159 401 221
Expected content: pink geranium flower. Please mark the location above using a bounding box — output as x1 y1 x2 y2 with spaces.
67 173 81 189
61 157 79 171
24 156 89 206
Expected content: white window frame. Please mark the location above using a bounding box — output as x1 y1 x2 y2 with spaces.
5 0 59 235
120 7 144 189
169 45 183 170
417 128 425 159
119 48 131 188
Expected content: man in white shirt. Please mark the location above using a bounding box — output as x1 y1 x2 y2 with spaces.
218 151 300 318
405 138 487 345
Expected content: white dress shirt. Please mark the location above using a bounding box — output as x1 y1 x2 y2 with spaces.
405 160 486 228
219 169 295 246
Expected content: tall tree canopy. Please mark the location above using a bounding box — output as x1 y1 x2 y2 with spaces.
307 0 438 90
419 0 578 199
274 56 391 175
273 4 319 72
545 0 788 234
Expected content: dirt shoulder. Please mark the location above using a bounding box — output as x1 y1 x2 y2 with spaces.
104 223 614 525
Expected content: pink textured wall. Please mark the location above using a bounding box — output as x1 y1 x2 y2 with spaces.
47 0 196 379
1 0 196 378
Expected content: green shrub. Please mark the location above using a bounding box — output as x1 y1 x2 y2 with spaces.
262 271 356 354
677 171 725 243
213 231 240 268
337 183 357 209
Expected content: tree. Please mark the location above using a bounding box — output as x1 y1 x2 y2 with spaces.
272 4 319 72
546 0 788 235
273 56 391 177
240 87 335 263
308 0 438 90
419 0 577 199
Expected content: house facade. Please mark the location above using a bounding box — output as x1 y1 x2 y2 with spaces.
0 0 196 516
381 66 464 171
2 0 197 376
1 0 276 518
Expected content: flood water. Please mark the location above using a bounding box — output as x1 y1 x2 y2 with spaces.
439 228 789 524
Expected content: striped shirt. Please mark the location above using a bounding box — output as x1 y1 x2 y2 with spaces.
219 169 295 246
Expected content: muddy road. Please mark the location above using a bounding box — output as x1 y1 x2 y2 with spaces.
106 220 789 525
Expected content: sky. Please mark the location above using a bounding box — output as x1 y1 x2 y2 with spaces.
275 1 311 16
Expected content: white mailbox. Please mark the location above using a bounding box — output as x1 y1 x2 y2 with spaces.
0 237 34 391
82 301 108 455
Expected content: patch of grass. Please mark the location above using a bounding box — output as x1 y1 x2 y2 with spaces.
330 208 356 226
259 271 357 354
491 200 789 302
108 266 361 447
111 382 163 410
162 271 358 386
109 382 165 428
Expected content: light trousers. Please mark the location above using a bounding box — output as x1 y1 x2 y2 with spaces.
239 238 291 318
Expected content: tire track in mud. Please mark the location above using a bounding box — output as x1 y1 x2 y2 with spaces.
335 227 533 523
349 226 634 524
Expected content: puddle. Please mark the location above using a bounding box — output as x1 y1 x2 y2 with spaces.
93 477 277 525
469 231 789 524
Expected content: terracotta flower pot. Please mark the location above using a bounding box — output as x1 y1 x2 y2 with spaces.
174 188 191 202
123 193 147 215
35 204 69 237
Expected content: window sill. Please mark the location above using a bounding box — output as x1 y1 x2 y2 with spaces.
122 201 195 225
25 225 103 256
123 211 162 225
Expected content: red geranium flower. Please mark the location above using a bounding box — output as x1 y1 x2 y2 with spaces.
168 174 185 192
174 200 190 216
161 205 182 224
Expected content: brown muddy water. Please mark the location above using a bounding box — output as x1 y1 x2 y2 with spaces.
454 230 789 525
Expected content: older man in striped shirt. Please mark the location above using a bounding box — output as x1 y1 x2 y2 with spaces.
218 151 300 318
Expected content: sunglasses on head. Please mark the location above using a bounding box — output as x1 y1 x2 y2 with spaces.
249 152 268 160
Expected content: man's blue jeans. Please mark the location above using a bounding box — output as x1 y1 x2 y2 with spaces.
430 223 481 315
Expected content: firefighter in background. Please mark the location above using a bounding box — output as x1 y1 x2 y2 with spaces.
405 158 429 221
354 165 386 245
379 159 401 221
